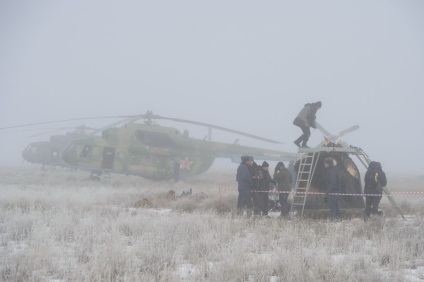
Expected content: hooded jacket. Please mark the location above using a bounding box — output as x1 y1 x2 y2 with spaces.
364 161 387 194
293 103 320 129
273 166 292 191
258 168 276 191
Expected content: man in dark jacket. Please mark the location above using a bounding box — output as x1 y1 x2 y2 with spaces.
364 161 387 221
252 161 276 217
273 161 292 216
172 160 181 182
293 101 322 148
324 157 341 220
236 155 254 215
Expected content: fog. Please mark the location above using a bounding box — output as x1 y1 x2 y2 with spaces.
1 1 423 174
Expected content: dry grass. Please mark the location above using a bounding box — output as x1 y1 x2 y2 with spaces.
0 166 424 281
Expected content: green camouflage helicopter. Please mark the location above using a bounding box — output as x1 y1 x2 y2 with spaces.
59 112 298 180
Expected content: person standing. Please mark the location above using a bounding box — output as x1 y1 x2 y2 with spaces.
364 161 387 221
293 101 322 148
324 157 341 220
254 161 276 217
236 155 254 215
273 162 292 217
172 160 181 182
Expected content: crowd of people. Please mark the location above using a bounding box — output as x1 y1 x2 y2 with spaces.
236 155 387 221
236 155 292 218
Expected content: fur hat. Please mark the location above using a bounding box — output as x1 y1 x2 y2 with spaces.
262 161 269 167
241 155 250 162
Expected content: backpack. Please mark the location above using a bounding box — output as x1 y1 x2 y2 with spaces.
366 169 380 188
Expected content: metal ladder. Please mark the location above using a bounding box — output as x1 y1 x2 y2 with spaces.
290 152 321 217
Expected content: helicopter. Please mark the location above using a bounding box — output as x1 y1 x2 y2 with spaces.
21 125 97 169
58 112 299 180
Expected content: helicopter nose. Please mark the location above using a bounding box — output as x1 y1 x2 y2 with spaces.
22 144 35 161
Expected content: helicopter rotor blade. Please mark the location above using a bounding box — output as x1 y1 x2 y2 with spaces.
315 122 332 137
28 125 98 138
327 125 360 140
316 122 359 141
1 111 285 144
154 115 284 144
0 116 132 130
337 125 360 138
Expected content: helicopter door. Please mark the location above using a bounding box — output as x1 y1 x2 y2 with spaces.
101 147 115 170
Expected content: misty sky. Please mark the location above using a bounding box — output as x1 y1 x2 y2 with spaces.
1 1 423 174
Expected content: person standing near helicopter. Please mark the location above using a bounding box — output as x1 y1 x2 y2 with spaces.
364 161 387 221
273 161 292 217
252 161 276 217
236 155 254 215
293 101 322 148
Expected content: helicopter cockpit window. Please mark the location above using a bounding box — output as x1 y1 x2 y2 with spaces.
135 130 176 147
81 145 93 158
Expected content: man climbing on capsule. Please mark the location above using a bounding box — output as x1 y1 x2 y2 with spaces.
293 101 322 148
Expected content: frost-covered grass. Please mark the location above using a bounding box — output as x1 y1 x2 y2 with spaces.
0 166 424 281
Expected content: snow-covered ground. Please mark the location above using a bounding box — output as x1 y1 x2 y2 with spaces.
0 166 423 281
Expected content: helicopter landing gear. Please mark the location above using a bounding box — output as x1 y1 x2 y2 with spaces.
88 169 111 181
89 170 102 181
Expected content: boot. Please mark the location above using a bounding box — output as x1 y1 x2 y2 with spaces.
301 141 310 148
294 140 301 148
294 135 303 148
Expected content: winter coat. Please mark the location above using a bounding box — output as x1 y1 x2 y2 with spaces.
250 163 263 191
293 103 319 129
364 161 387 194
325 165 341 193
236 162 253 191
258 169 276 191
273 167 292 191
